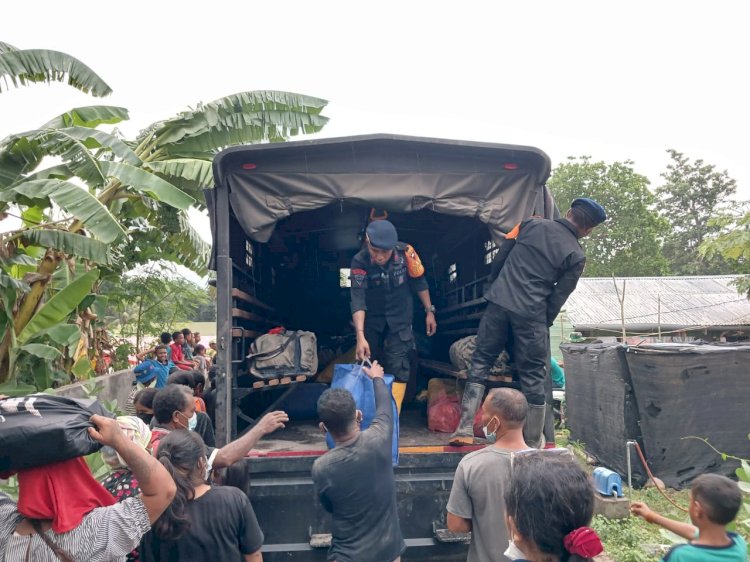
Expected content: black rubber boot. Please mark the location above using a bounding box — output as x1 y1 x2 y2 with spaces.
523 403 546 449
449 382 485 446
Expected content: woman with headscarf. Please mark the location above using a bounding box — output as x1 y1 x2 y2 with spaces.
99 416 153 562
143 430 264 562
0 415 176 562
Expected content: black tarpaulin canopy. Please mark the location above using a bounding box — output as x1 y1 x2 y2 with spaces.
208 134 556 255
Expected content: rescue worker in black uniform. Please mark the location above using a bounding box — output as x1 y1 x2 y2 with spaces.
449 198 606 448
350 220 437 414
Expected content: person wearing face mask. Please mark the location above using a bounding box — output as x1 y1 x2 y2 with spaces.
446 388 530 562
134 387 159 426
149 384 289 474
142 430 264 562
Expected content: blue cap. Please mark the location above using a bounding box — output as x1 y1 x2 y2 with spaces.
571 198 607 226
135 366 156 385
366 220 398 250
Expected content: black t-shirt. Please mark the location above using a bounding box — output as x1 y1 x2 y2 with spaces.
143 486 263 562
311 378 405 562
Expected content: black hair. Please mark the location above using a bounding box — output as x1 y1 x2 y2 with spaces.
153 430 206 540
182 328 192 337
134 387 159 409
208 365 219 390
213 460 251 497
152 384 192 425
192 370 206 389
691 473 742 525
317 388 356 436
505 452 595 562
160 332 172 345
168 370 197 389
486 388 528 428
194 344 206 355
172 331 182 341
568 206 597 231
154 344 167 353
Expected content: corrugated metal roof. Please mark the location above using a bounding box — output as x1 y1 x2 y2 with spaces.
565 276 750 330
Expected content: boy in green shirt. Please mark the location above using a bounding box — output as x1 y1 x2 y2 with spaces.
631 473 746 561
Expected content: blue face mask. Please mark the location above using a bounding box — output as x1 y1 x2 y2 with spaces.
482 416 499 444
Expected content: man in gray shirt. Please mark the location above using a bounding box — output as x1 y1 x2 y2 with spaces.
312 361 405 562
446 388 530 562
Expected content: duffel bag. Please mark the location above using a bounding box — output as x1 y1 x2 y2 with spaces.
247 329 318 379
0 394 115 471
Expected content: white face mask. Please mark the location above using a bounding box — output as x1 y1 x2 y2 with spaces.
503 539 528 560
482 416 498 443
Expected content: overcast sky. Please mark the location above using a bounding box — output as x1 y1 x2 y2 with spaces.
2 1 749 283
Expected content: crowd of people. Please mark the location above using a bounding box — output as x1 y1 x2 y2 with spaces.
2 202 746 561
1 361 746 562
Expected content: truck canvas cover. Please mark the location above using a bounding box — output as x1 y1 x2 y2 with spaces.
209 134 555 257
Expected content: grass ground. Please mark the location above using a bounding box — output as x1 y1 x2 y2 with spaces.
556 430 726 562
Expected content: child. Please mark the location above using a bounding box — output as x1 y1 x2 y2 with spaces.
631 473 745 561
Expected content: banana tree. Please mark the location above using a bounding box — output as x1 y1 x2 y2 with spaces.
0 41 111 96
0 90 329 383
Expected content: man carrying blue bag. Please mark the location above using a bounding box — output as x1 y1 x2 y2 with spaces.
312 360 406 562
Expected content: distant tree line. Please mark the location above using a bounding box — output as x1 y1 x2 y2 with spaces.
548 150 750 286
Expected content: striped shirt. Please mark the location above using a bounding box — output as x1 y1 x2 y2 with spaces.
0 492 150 562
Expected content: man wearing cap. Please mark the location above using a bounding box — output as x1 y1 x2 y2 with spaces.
133 344 175 389
449 198 606 448
350 220 437 414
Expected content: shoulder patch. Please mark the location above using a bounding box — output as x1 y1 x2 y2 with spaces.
404 244 425 278
351 268 367 288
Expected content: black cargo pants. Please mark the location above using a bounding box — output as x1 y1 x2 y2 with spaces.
469 302 547 406
365 323 414 383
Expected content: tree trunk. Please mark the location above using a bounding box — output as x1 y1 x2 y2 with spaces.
0 250 62 383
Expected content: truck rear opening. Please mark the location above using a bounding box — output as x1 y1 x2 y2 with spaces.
208 134 555 560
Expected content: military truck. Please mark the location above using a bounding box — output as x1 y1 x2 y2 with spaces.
207 134 556 560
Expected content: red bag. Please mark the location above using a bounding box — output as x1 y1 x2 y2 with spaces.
428 390 460 433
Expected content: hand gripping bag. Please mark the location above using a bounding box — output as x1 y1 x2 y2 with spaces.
325 362 399 466
0 394 115 471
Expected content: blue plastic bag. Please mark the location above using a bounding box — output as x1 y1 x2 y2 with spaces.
325 362 400 466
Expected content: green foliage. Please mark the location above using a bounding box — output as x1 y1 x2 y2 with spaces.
657 149 744 275
0 41 328 390
0 42 112 96
548 157 671 277
103 265 215 350
592 515 655 562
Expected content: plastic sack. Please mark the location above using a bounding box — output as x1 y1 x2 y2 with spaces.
0 394 115 471
325 363 399 466
426 379 460 433
428 390 460 433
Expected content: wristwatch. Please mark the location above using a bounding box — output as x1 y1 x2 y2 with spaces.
425 305 436 314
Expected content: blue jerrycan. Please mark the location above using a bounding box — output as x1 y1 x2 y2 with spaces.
593 467 624 497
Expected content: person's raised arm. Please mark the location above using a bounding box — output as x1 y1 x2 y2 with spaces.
213 411 289 468
631 502 697 541
88 415 176 524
